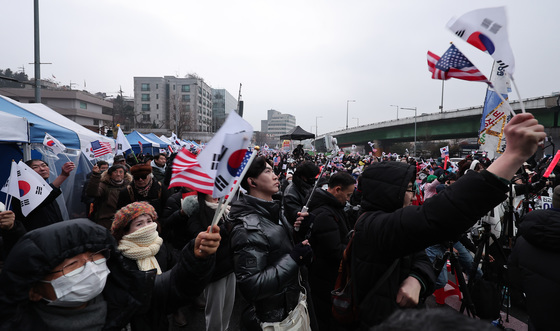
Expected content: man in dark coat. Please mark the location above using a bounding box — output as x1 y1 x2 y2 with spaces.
283 161 319 227
227 156 315 330
508 185 560 331
0 218 220 330
352 113 546 328
117 164 168 217
307 171 356 330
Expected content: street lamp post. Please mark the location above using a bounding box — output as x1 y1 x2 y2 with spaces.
401 107 417 157
315 116 322 151
346 100 356 129
352 117 359 126
390 105 399 120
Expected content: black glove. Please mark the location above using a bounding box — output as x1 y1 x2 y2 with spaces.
289 243 313 266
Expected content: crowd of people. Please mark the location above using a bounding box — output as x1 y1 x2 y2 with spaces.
0 113 556 330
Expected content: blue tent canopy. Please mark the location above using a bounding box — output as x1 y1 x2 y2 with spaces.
0 96 80 148
145 133 169 150
126 131 160 155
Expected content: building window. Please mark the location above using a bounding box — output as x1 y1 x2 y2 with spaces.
173 85 175 90
142 104 150 111
143 114 150 121
156 104 159 109
80 101 87 109
156 94 159 99
156 83 158 89
141 94 150 101
182 94 190 102
141 83 150 91
157 114 159 119
93 119 99 125
181 85 190 92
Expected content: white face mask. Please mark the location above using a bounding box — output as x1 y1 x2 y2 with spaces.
42 260 110 307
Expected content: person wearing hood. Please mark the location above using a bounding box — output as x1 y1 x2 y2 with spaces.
508 185 560 331
306 171 356 331
151 153 167 183
352 113 546 328
283 161 320 227
0 217 220 330
86 163 132 230
227 156 315 330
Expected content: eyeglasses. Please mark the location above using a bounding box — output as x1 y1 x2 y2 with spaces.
48 248 110 278
134 174 149 180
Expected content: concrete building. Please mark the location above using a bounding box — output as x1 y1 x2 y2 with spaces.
133 76 213 137
0 87 113 134
211 88 237 132
261 109 296 144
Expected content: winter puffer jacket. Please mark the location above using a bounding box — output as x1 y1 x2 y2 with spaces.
307 188 351 306
353 161 509 327
509 208 560 331
228 194 301 324
0 219 214 330
86 170 133 229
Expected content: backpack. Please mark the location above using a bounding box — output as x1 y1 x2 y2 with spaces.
331 213 399 325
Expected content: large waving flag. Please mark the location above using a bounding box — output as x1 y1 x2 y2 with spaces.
197 111 253 198
447 6 515 75
479 62 512 159
427 44 489 83
14 161 53 216
43 132 67 155
115 125 132 155
169 149 214 195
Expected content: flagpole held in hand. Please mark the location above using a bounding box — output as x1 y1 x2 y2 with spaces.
488 83 516 118
510 76 526 114
295 137 339 231
209 150 258 231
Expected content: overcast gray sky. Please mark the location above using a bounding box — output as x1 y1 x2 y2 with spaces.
3 1 559 134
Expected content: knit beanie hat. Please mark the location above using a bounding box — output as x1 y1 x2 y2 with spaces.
130 164 152 177
553 185 560 209
427 175 438 183
112 202 158 241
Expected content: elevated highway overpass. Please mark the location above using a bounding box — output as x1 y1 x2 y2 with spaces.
314 94 560 156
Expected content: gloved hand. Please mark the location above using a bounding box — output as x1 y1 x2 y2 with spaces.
181 195 199 218
290 242 313 266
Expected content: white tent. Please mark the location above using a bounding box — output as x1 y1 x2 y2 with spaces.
0 95 114 149
0 111 29 143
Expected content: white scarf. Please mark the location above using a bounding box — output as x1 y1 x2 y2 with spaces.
118 223 163 274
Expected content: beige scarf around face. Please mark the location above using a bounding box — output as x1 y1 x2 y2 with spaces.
118 222 163 274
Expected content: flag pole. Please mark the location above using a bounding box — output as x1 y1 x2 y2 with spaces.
210 150 258 229
488 83 516 118
510 75 526 114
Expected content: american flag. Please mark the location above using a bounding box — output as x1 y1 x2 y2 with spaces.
427 44 489 83
169 148 213 195
91 140 112 157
